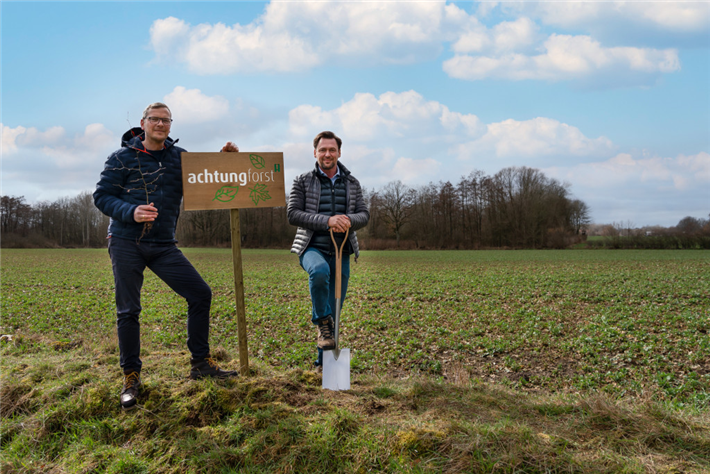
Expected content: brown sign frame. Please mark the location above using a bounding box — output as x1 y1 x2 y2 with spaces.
181 152 286 211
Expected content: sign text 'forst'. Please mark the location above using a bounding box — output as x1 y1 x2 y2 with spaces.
181 152 286 211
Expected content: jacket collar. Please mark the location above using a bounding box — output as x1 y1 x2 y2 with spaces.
121 127 179 154
312 161 351 179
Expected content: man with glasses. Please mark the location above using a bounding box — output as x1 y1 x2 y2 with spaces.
287 131 370 371
94 102 239 410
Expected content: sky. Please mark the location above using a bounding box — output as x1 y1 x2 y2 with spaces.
2 1 709 228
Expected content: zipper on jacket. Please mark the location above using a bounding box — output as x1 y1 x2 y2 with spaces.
331 184 336 215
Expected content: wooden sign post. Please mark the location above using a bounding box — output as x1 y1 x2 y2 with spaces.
182 152 286 375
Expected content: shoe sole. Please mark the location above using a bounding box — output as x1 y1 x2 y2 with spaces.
190 373 239 380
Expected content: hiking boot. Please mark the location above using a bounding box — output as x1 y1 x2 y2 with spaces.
317 317 335 350
190 356 239 380
313 361 323 373
120 371 141 410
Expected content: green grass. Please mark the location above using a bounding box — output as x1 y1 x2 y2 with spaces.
2 248 709 472
5 248 706 403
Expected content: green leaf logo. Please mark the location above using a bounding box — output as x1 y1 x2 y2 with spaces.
213 185 239 202
249 183 272 206
249 154 266 169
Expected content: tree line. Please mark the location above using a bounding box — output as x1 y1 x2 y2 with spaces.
4 165 703 250
0 193 293 249
2 166 589 250
1 193 109 248
585 216 710 249
366 166 591 249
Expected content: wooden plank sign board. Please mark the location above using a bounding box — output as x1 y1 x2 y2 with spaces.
181 152 286 211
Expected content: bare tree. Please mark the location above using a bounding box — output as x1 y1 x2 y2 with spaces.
569 199 591 234
676 216 702 235
380 180 414 246
1 196 31 235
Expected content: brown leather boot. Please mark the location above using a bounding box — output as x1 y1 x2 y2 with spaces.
120 371 141 410
317 316 335 350
190 356 239 380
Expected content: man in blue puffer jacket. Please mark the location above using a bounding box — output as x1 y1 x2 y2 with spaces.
287 131 370 370
94 102 239 410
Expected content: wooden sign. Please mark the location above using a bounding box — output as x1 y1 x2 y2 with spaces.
180 151 286 376
181 152 286 211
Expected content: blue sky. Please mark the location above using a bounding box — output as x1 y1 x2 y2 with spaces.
2 1 709 227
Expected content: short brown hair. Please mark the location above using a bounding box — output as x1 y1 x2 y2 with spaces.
313 131 342 151
142 102 172 120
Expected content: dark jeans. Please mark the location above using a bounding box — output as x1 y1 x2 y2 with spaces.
108 237 212 373
299 247 350 365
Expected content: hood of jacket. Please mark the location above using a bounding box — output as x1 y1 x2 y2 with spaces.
120 127 180 152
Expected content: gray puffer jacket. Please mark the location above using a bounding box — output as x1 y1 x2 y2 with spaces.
287 162 370 258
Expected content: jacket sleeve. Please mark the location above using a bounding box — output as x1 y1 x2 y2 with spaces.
287 174 329 231
347 177 370 231
93 152 138 224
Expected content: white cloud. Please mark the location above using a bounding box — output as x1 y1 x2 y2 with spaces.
282 141 315 171
288 90 484 143
285 90 621 188
491 17 540 53
152 88 284 153
23 126 65 147
444 34 680 83
163 86 230 124
76 124 114 154
542 152 710 226
37 124 114 168
455 117 614 161
147 2 690 87
1 123 116 201
635 3 710 31
149 3 466 73
286 91 473 187
2 124 27 153
544 151 710 225
677 152 710 181
2 124 65 154
452 27 491 54
506 1 710 33
3 123 110 162
476 1 499 18
561 151 710 189
149 16 190 57
392 157 442 183
336 144 405 188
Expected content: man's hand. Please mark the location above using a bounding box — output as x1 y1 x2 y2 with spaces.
134 203 158 223
328 215 351 233
221 142 239 152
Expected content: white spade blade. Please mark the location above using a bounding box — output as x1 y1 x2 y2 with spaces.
322 348 350 391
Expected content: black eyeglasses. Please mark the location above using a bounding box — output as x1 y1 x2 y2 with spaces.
146 117 173 125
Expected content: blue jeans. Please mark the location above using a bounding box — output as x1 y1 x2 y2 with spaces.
108 237 212 373
299 247 350 364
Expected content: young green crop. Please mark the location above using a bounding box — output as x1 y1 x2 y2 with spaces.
1 248 708 406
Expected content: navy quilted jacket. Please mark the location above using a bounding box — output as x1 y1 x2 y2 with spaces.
93 127 187 243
